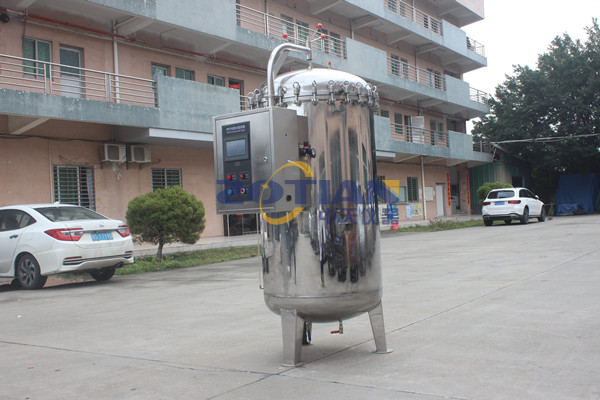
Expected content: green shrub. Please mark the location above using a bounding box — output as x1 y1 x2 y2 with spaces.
476 182 513 202
126 186 206 261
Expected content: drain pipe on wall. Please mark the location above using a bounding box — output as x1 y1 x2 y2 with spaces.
421 156 427 220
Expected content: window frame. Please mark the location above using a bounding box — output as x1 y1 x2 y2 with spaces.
22 37 52 78
53 165 96 210
208 74 225 87
151 168 182 191
151 63 170 80
407 177 419 202
175 67 195 81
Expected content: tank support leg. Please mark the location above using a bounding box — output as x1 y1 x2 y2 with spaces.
369 302 393 354
281 309 304 366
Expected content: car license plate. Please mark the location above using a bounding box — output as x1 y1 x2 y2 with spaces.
495 201 505 206
91 232 113 241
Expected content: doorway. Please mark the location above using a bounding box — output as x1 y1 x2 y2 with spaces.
59 46 83 98
436 183 445 217
223 213 258 236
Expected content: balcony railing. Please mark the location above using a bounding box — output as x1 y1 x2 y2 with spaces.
473 140 492 153
470 87 490 105
466 36 485 57
0 54 156 107
236 4 346 59
384 0 443 36
390 123 448 147
388 57 446 91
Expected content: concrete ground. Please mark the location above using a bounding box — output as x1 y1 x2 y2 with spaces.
1 214 599 400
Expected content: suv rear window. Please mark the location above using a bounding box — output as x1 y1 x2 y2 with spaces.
35 206 107 222
487 190 515 199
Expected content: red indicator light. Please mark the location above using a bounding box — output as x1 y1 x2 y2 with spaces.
226 174 233 180
508 200 521 204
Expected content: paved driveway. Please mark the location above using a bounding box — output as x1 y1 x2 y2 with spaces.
1 215 599 399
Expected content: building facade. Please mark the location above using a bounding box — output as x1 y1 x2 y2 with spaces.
0 0 491 237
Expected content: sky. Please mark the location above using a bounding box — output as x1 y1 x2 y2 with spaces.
463 0 600 132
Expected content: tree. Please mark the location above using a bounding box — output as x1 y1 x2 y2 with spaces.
126 186 206 261
473 19 600 190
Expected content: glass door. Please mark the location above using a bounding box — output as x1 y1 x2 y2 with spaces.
60 46 83 98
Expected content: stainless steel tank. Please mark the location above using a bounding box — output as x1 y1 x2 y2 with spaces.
253 43 391 366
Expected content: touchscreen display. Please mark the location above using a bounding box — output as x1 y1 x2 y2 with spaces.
225 138 247 158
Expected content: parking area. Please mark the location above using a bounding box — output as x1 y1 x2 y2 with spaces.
1 214 599 399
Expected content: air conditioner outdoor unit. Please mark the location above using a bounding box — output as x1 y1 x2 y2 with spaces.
128 145 151 163
102 144 126 163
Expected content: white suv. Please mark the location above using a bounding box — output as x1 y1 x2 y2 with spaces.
482 188 546 226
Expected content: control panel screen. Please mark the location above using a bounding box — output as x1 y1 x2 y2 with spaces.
225 138 247 158
222 121 250 162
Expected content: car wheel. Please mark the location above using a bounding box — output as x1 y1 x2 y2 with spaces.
520 207 529 224
90 267 116 282
16 254 47 290
483 219 493 226
538 207 547 222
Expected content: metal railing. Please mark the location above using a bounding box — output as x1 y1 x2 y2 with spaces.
236 4 346 59
390 123 448 147
240 95 251 111
387 56 446 91
470 87 489 105
0 54 157 107
384 0 443 36
466 36 485 57
473 140 492 153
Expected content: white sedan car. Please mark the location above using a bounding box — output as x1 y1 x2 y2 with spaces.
482 188 546 226
0 204 134 289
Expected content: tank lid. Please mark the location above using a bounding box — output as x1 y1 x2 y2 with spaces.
250 68 379 109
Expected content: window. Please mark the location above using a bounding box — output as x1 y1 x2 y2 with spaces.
437 122 445 144
434 71 442 89
430 120 437 145
152 168 182 190
208 75 225 86
401 58 409 79
151 63 169 80
296 20 309 46
390 54 400 76
0 210 35 231
330 32 342 57
22 37 51 77
317 28 328 53
281 14 294 40
394 112 403 136
407 177 419 202
379 109 389 118
175 68 194 81
53 166 96 210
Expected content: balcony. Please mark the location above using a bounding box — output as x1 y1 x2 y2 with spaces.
466 36 485 57
390 123 448 147
374 116 492 167
384 0 443 36
236 4 346 59
0 54 156 107
0 53 240 141
388 56 446 91
470 87 490 105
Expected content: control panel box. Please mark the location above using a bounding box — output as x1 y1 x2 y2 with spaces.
214 107 300 214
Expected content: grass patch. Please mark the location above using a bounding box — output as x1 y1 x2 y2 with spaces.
116 246 260 275
381 218 483 234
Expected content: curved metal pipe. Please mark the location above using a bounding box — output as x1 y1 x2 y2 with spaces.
267 43 312 107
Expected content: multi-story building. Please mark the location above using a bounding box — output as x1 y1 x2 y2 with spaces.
0 0 491 237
